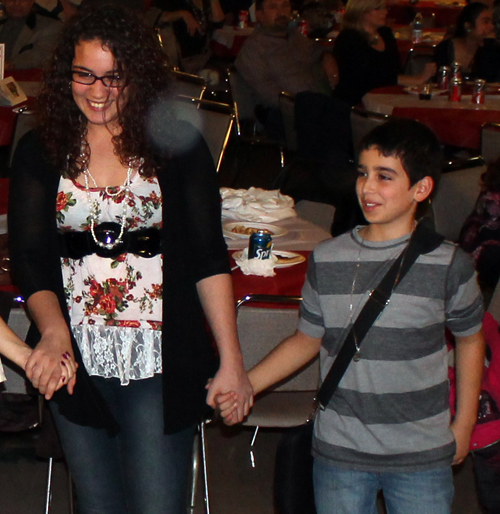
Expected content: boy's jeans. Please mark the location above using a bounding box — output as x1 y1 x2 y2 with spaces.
313 458 454 514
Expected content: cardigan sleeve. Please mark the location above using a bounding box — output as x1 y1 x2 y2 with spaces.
160 120 231 283
8 130 63 301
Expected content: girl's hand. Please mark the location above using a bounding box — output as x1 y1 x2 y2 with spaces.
26 335 77 400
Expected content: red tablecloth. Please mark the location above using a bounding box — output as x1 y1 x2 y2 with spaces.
365 85 500 149
230 250 310 303
388 1 463 28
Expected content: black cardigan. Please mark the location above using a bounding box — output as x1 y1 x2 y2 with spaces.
8 124 230 434
333 26 401 106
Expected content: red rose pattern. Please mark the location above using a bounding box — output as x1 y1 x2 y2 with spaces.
60 175 163 329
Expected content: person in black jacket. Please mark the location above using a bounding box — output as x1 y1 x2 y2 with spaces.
8 6 252 514
333 0 435 106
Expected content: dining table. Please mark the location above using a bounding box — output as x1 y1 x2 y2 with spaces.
387 0 465 28
224 215 331 301
363 84 500 150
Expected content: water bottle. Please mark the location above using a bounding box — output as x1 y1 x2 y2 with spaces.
412 13 423 44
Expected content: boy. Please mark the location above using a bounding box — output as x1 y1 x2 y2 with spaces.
218 119 485 513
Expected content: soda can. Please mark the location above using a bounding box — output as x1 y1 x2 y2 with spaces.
299 19 309 36
451 62 462 79
437 66 450 90
449 77 462 102
472 79 486 105
248 230 273 260
238 10 249 29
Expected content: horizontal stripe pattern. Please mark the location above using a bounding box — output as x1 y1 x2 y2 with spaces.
299 228 483 472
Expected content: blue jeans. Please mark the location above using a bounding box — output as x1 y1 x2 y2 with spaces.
313 458 454 514
50 375 195 514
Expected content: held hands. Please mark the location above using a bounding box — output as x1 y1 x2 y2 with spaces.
206 362 254 425
25 333 78 400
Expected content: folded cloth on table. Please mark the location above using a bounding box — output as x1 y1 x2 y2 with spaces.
221 187 296 222
233 247 278 277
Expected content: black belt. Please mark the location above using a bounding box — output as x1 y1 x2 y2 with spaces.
58 222 162 259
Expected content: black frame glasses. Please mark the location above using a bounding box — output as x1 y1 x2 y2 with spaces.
71 70 125 88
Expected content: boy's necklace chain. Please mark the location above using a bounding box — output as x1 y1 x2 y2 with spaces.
349 228 413 362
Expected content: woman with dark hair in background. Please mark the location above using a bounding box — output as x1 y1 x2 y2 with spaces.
434 2 495 80
333 0 435 106
8 6 252 514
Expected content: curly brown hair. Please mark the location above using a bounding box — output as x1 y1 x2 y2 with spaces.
38 5 173 178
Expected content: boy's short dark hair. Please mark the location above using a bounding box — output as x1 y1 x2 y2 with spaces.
360 119 443 195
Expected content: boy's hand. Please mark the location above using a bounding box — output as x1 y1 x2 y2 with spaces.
450 421 474 465
214 391 241 425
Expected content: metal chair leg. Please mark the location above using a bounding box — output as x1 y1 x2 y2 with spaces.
188 431 200 513
44 457 53 514
199 421 211 514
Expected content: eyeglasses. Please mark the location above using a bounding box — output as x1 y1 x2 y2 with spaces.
71 70 126 88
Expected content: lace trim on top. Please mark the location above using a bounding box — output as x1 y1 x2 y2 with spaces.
73 324 162 385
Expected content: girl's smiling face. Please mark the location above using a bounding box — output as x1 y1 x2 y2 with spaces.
71 39 127 130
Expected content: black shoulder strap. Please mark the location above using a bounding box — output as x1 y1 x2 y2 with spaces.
317 221 444 409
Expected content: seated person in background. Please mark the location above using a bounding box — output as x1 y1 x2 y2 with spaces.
235 0 338 138
434 2 496 81
459 158 500 294
333 0 435 107
152 0 225 73
35 0 79 20
0 0 61 69
300 1 334 39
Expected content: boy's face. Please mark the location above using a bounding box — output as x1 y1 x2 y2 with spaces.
356 147 432 239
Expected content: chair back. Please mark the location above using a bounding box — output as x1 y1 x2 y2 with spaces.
295 200 335 233
9 108 36 166
279 91 297 153
228 67 259 136
481 123 500 164
404 45 434 76
173 96 234 172
432 159 486 242
171 70 206 100
350 107 391 157
236 295 319 428
236 295 319 393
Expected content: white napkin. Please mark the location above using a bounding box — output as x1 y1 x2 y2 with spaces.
221 187 296 223
233 248 279 277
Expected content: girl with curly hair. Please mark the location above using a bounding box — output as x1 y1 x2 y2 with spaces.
8 5 252 514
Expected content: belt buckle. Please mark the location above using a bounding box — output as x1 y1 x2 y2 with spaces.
94 222 126 258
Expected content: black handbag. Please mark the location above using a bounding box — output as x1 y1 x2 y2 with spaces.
274 222 444 514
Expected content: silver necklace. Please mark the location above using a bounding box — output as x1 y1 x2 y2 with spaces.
83 166 133 250
348 243 363 362
349 229 412 362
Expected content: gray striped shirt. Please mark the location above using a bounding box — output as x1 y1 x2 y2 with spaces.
299 228 483 472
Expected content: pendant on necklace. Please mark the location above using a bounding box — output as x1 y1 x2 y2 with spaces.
353 351 361 362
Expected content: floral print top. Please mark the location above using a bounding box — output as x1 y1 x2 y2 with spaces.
57 172 163 385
